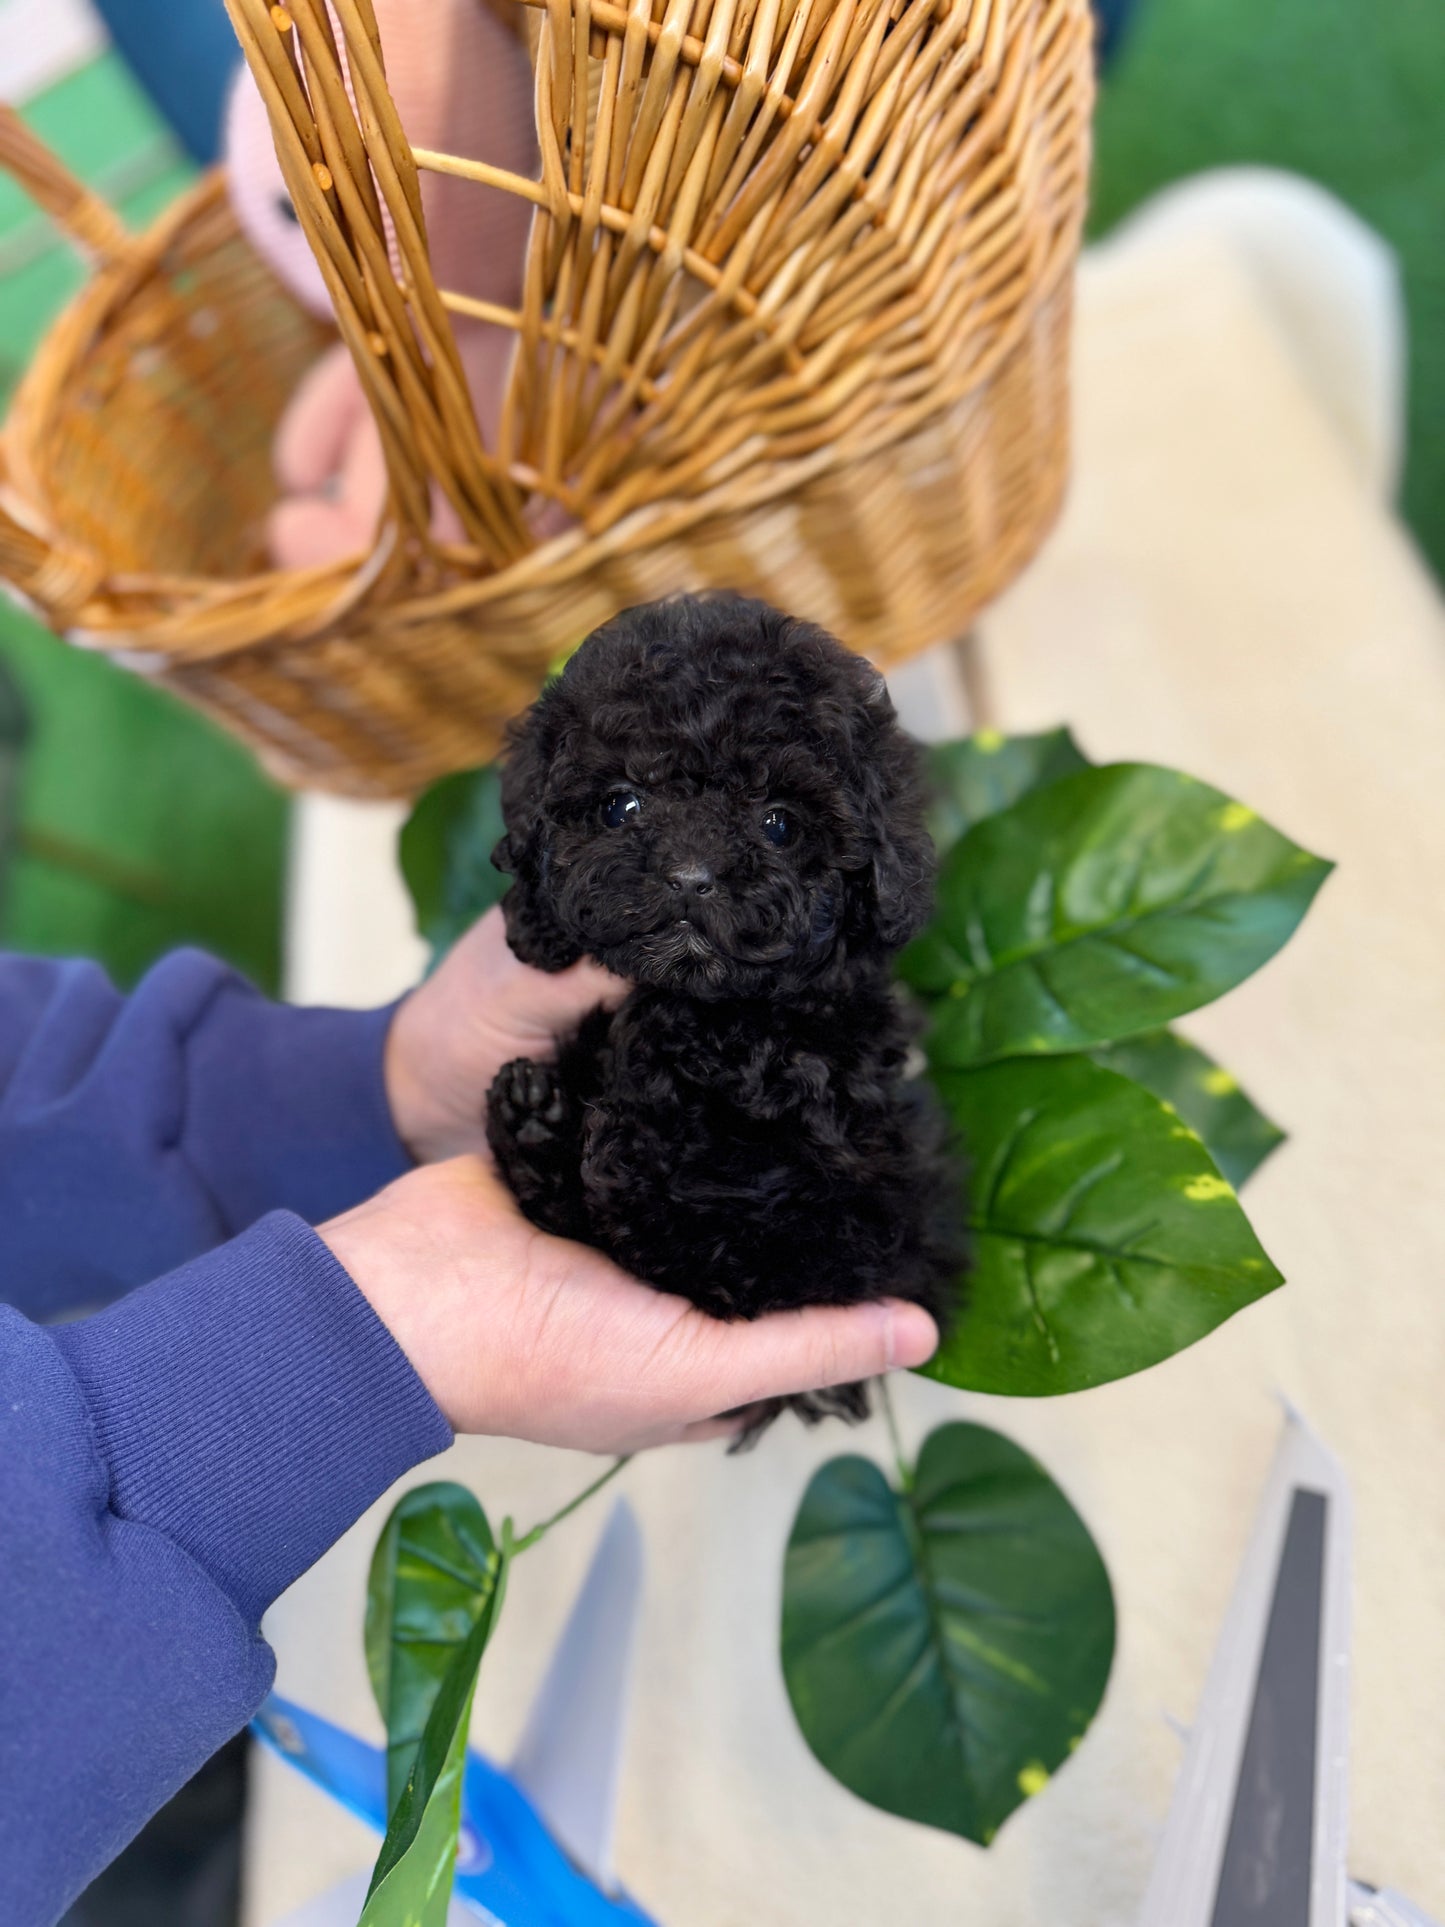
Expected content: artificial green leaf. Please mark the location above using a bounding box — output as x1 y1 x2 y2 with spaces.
361 1521 511 1927
0 609 288 994
926 727 1089 856
925 1054 1282 1395
399 765 507 962
902 764 1331 1064
1091 1030 1284 1190
366 1483 500 1819
782 1423 1114 1846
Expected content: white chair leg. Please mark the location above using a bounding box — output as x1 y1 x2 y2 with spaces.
284 793 429 1009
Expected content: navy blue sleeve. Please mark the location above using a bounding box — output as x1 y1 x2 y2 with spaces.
0 950 412 1320
0 1212 452 1927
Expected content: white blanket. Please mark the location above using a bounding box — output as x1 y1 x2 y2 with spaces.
248 223 1445 1924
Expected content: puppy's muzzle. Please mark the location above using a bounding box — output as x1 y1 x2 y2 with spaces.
666 860 715 901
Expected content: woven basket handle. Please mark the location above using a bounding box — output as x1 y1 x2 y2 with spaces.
0 425 105 621
0 104 134 267
222 0 532 568
0 112 121 624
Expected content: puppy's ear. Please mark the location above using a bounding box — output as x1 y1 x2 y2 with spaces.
866 776 935 949
849 692 936 952
491 703 585 973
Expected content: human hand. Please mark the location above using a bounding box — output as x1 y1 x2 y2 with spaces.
265 328 555 572
266 343 385 571
319 1157 939 1452
384 904 626 1166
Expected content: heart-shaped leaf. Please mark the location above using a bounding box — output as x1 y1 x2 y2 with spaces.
399 766 507 964
1091 1030 1283 1190
925 1054 1282 1395
782 1422 1114 1845
365 1483 501 1817
903 765 1331 1063
361 1499 510 1927
926 727 1089 857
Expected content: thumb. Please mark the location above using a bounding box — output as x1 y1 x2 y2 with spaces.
543 954 630 1017
683 1297 939 1420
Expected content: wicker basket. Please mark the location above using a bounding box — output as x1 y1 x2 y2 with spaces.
0 0 1092 798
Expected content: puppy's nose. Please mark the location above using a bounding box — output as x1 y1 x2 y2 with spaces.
667 860 715 898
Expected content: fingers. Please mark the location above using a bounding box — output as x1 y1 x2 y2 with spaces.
548 955 631 1015
519 1218 938 1440
355 1155 942 1453
676 1298 938 1424
269 379 385 570
273 344 367 493
268 498 372 571
462 906 630 1020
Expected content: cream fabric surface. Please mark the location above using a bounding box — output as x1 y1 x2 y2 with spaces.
248 226 1445 1925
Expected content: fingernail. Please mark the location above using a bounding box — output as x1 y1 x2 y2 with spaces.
882 1300 939 1370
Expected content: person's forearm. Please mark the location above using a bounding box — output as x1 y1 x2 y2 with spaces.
0 1214 450 1926
0 951 410 1318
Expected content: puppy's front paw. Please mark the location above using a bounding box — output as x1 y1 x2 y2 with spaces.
489 1058 570 1150
488 1057 590 1240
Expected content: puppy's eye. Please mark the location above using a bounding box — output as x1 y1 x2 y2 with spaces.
761 806 794 847
602 788 642 828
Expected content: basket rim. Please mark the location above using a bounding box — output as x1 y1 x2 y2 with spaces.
0 166 1083 665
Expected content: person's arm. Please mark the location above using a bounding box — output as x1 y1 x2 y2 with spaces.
0 912 625 1321
0 1159 936 1927
0 1213 451 1927
0 949 409 1319
0 909 936 1921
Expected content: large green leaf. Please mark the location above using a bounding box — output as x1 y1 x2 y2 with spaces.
0 612 288 992
366 1483 500 1819
902 764 1331 1066
926 1054 1282 1395
399 766 507 963
782 1423 1114 1845
926 728 1089 857
1091 1030 1284 1190
361 1508 511 1927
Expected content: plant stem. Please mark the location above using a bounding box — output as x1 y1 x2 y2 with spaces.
18 824 172 907
878 1376 911 1489
511 1455 632 1556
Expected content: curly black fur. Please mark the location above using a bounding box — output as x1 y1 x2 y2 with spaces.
485 592 963 1436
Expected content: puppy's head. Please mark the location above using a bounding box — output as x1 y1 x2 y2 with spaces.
493 594 934 997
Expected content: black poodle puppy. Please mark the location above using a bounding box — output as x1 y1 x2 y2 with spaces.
485 593 961 1430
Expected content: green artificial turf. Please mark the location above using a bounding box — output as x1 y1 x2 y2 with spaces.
0 55 196 392
1090 0 1445 584
0 52 288 991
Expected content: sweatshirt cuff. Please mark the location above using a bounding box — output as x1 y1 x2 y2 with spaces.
52 1212 453 1625
183 980 413 1233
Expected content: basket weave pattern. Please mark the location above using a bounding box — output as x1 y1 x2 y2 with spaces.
0 0 1092 796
